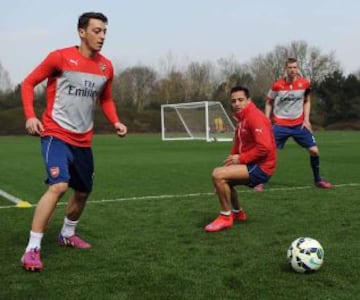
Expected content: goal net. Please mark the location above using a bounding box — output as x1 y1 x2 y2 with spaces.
161 101 235 141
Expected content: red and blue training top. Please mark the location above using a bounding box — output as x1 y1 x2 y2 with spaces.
267 77 311 126
21 46 120 147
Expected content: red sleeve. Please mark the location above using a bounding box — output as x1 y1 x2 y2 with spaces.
21 51 62 119
99 65 121 125
239 115 273 163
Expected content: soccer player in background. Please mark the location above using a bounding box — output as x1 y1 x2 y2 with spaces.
253 58 332 192
205 86 276 232
20 12 127 271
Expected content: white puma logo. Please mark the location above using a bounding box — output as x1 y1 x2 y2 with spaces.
69 59 78 66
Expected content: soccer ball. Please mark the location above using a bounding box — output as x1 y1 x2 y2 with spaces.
287 237 324 273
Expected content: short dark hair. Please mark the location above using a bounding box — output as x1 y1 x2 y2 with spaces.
230 85 250 98
78 12 108 30
286 57 298 66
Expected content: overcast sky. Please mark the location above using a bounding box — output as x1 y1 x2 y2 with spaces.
1 0 359 85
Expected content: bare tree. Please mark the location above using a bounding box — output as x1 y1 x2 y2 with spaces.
217 55 242 80
213 57 254 106
184 61 216 101
287 41 340 82
248 40 341 95
119 66 157 112
247 55 276 97
157 51 183 104
0 61 12 92
153 71 187 105
352 69 360 80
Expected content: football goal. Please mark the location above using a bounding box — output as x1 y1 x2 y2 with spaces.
161 101 235 142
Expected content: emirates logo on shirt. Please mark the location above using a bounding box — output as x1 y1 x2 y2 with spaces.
67 80 98 98
50 167 60 178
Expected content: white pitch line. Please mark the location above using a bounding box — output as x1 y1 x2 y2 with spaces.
86 182 360 204
0 183 359 210
0 205 19 209
0 189 23 204
0 188 32 207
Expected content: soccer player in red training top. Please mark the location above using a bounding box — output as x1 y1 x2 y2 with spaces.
253 58 332 192
20 12 127 271
205 86 276 232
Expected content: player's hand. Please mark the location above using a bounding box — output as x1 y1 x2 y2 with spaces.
224 154 239 166
302 120 312 132
25 117 44 135
114 122 127 137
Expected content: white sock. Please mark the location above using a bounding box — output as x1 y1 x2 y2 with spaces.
61 217 79 238
25 231 44 252
220 210 231 216
232 209 242 213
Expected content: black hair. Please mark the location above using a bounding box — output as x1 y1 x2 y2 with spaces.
78 12 108 30
230 85 250 98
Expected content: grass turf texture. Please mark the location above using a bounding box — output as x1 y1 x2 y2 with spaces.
0 131 359 299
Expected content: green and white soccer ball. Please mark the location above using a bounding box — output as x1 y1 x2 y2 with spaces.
287 237 324 273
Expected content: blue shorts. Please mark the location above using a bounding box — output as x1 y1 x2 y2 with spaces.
273 124 317 150
41 136 94 193
246 164 271 187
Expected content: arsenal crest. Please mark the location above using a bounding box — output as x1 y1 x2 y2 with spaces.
50 167 60 178
99 63 106 72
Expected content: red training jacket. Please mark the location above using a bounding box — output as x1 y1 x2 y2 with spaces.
231 102 276 175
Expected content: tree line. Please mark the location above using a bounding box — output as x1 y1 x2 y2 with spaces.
1 40 360 134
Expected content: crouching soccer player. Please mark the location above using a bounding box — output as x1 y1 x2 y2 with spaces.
205 86 276 232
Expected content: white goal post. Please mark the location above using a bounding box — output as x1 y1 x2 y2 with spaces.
161 101 235 142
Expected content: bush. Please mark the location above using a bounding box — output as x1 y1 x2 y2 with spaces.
325 120 360 130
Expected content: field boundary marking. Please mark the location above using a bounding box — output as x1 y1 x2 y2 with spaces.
0 188 32 208
0 182 359 210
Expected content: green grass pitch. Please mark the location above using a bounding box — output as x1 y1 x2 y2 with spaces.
0 131 359 299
